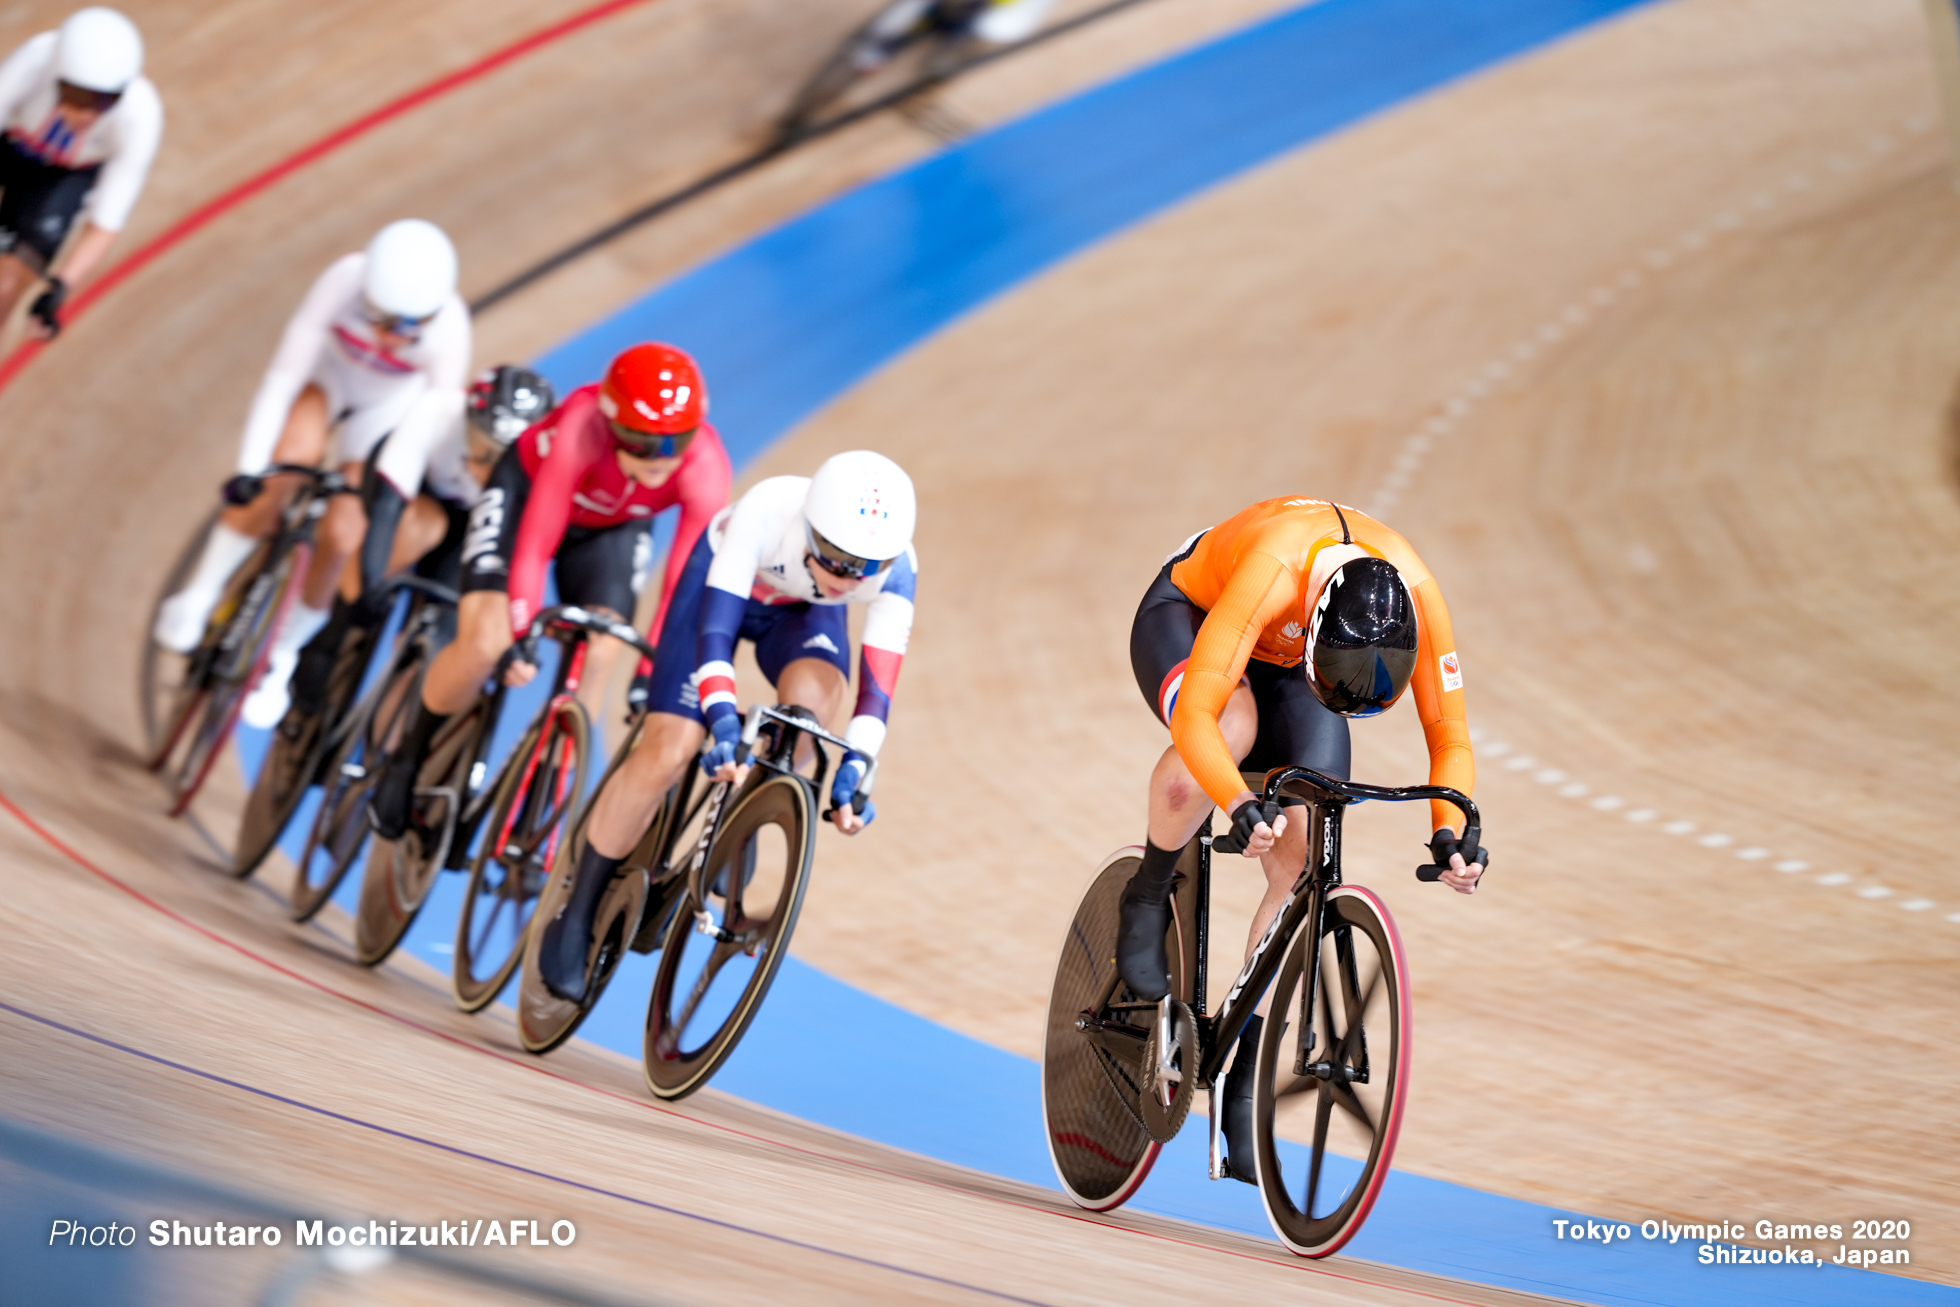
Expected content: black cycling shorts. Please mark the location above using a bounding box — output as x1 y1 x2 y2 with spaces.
459 447 652 620
0 138 99 273
1129 561 1350 783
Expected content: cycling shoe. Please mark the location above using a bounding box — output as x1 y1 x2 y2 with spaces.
1115 891 1171 1001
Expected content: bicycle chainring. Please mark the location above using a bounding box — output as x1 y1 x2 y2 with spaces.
1138 1000 1196 1143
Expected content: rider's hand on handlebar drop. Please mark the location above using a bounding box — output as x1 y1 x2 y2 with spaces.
1225 791 1285 857
502 658 538 688
1431 828 1485 895
701 712 748 785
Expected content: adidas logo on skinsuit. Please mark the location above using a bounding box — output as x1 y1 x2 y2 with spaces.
802 634 840 654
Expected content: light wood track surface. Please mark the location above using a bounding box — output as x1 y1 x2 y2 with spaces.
0 1 1553 1303
751 0 1960 1285
1 0 1954 1297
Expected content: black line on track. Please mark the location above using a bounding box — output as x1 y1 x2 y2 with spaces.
471 0 1158 314
0 998 1061 1307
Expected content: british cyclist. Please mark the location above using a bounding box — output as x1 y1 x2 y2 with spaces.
151 218 470 728
281 365 557 726
1120 496 1485 1181
534 449 918 1003
0 7 162 338
365 342 732 841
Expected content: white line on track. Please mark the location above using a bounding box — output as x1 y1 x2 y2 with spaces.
1365 111 1950 926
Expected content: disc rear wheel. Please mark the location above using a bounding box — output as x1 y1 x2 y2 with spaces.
1040 847 1189 1211
1252 885 1410 1258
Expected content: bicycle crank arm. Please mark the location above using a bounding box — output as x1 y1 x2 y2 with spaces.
1208 1082 1227 1181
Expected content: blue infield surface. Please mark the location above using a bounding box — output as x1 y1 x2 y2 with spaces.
238 1 1954 1301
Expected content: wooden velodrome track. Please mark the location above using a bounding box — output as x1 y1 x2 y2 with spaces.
0 0 1955 1301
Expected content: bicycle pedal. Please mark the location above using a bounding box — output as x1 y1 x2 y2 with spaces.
340 762 368 781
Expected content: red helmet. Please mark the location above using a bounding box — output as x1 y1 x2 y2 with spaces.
598 343 706 436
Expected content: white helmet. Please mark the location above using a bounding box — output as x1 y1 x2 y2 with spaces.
56 7 142 95
362 219 457 324
803 451 915 578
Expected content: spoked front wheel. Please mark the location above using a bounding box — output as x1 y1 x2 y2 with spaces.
1253 885 1411 1258
643 772 814 1100
287 698 383 923
453 700 589 1014
152 544 299 817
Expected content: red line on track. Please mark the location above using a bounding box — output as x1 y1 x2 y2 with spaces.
0 783 1502 1306
0 0 659 396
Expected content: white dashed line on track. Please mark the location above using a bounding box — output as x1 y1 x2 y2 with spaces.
1371 114 1947 927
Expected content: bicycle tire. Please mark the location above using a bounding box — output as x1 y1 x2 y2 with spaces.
511 714 681 1051
453 699 590 1014
139 509 217 757
1042 847 1172 1210
233 623 374 878
643 771 814 1101
352 644 449 967
159 542 304 817
287 665 389 923
1252 885 1410 1258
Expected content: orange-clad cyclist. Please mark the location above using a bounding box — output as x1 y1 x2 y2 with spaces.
1121 495 1486 1181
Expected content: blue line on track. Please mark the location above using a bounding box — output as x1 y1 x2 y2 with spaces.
241 1 1959 1302
0 1000 1058 1307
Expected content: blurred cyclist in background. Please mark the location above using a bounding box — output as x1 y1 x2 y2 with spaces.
365 342 732 842
279 365 557 730
0 7 161 338
151 218 470 727
535 449 918 1003
1122 496 1484 1181
861 0 1058 65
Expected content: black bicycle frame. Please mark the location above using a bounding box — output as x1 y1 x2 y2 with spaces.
1188 767 1479 1090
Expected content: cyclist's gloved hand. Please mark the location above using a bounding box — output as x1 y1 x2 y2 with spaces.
829 751 876 827
1419 827 1489 893
700 706 742 777
625 657 655 719
28 277 65 338
1215 798 1282 855
221 473 265 507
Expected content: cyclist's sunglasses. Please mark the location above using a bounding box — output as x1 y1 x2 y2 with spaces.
57 81 121 113
361 299 436 339
805 522 890 580
608 420 696 459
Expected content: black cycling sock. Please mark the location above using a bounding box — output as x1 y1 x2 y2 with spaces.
541 843 623 999
395 700 449 771
291 598 353 718
1124 839 1179 905
1223 1013 1263 1182
563 844 622 943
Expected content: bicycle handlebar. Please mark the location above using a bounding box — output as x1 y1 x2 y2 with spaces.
739 703 878 816
384 574 460 607
494 604 660 679
221 465 358 506
1206 765 1486 882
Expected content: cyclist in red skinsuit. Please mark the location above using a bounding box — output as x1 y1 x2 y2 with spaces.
369 343 731 841
501 381 730 643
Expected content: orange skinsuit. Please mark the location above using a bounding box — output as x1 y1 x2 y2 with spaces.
1167 497 1475 833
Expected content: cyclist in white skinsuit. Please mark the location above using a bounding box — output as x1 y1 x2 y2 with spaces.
282 367 554 726
152 219 471 727
861 0 1058 62
0 8 163 336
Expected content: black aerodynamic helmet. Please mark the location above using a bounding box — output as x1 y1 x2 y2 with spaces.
466 365 556 446
1305 555 1419 718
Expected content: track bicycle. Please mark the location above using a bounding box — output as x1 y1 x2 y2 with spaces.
514 702 871 1103
283 577 460 924
777 0 994 141
143 466 356 817
447 605 650 1010
1042 766 1484 1258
